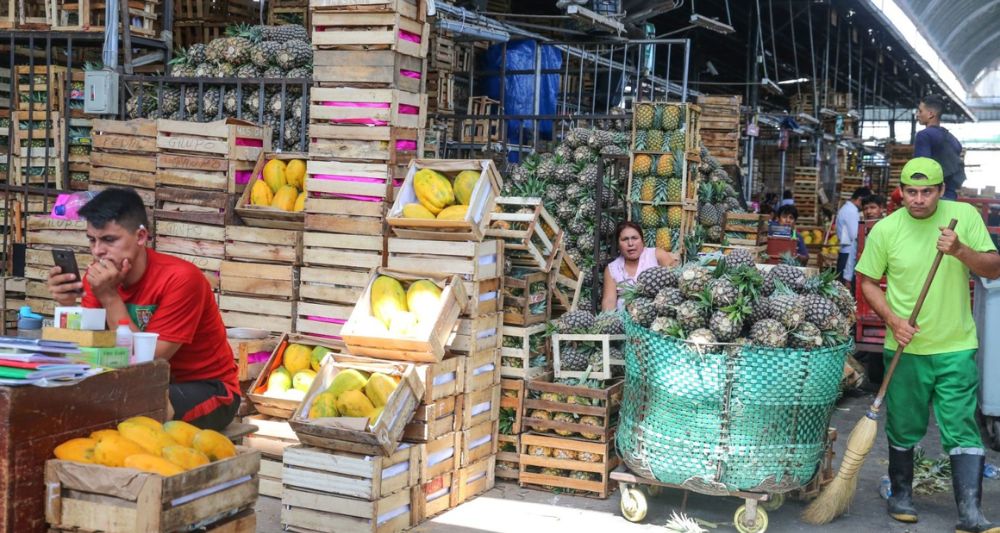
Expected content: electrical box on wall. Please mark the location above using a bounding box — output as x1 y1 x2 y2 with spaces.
84 70 119 114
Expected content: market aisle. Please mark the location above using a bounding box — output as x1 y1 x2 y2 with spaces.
254 393 1000 532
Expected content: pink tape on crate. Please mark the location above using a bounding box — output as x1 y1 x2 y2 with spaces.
399 104 419 115
307 316 347 324
313 174 384 184
235 138 263 147
322 101 390 109
247 351 271 364
234 170 253 185
313 192 383 202
396 140 417 150
400 69 422 79
399 30 422 43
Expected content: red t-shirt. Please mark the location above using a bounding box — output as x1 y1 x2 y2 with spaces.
82 249 238 395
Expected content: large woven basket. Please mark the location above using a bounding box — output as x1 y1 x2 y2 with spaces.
617 313 851 495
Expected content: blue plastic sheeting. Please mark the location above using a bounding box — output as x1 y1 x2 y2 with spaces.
483 40 562 156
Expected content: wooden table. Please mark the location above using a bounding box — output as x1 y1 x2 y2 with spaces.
0 360 169 533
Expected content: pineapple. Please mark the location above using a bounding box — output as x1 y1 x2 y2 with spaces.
639 205 660 228
708 278 738 307
556 310 596 333
675 300 706 331
801 294 841 330
656 152 675 177
661 104 681 131
687 328 717 347
666 206 684 229
552 412 576 436
635 103 655 129
666 178 682 202
626 297 656 327
769 264 806 292
678 266 711 298
578 415 602 440
766 293 806 330
655 227 672 250
711 297 750 341
205 37 228 63
727 248 756 270
160 88 180 115
669 129 685 151
553 448 577 461
188 43 207 64
262 65 284 79
194 62 215 78
276 40 312 70
251 41 281 68
594 311 624 334
789 321 823 348
577 162 600 187
527 444 551 457
653 287 684 316
632 154 653 177
750 319 788 348
651 316 681 335
573 145 594 163
646 129 664 151
235 64 259 79
261 24 309 42
220 36 251 65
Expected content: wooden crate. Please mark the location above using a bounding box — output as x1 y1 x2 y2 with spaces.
268 4 309 26
313 49 426 94
45 448 260 533
387 238 502 282
25 216 88 249
551 334 625 381
310 9 429 59
305 159 395 217
220 261 298 301
1 277 26 334
549 250 584 316
449 312 502 355
460 277 502 317
310 87 426 130
225 226 303 265
154 187 235 227
417 431 459 482
155 251 222 291
414 356 465 404
412 471 456 524
90 118 157 188
486 197 562 272
298 265 371 307
499 378 524 435
309 0 425 20
302 231 384 272
282 444 418 501
155 219 225 261
341 268 465 363
157 118 269 162
519 433 619 498
459 383 501 431
522 376 622 443
234 151 307 230
229 335 281 382
427 71 454 115
502 270 549 326
723 212 769 245
387 159 502 242
496 434 520 480
455 455 495 503
501 324 549 379
460 420 497 467
461 348 501 395
290 359 424 455
259 456 284 498
308 123 422 167
220 294 296 334
295 299 353 340
248 332 344 418
242 414 301 460
282 477 412 533
403 394 458 443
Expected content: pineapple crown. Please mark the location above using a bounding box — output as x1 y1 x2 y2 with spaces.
779 251 800 266
693 287 715 314
804 269 840 298
770 277 797 297
720 295 752 323
730 265 765 302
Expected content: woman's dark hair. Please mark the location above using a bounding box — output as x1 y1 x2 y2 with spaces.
615 221 643 241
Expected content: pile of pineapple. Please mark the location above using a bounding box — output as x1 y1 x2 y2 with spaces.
630 102 691 253
692 146 748 249
127 24 313 151
624 249 856 350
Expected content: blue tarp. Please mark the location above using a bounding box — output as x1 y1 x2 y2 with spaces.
484 40 562 153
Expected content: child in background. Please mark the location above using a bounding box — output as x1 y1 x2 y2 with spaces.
862 194 886 221
775 205 809 266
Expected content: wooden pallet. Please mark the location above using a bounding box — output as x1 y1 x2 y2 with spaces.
519 433 619 498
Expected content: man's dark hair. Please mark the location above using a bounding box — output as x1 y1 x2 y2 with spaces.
782 189 793 200
776 204 799 221
920 94 946 117
851 187 872 201
863 194 885 207
78 188 149 231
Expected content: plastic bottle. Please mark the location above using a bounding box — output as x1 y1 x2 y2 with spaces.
985 463 999 480
16 306 43 339
115 319 134 363
879 474 892 499
53 191 95 219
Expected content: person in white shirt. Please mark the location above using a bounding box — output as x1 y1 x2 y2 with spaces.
835 187 871 284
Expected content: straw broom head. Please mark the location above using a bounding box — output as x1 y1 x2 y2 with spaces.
801 411 879 524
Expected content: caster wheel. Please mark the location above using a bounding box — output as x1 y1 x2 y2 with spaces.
647 485 663 497
734 505 769 533
760 493 784 511
620 487 648 523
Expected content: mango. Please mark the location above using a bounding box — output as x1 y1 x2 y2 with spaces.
436 205 468 220
271 185 298 211
163 420 201 447
285 159 306 190
250 179 273 206
118 422 177 457
263 159 287 193
326 369 368 400
267 367 292 393
356 315 389 336
371 275 408 327
388 311 420 338
453 170 480 205
402 203 436 219
94 434 147 467
283 343 312 375
162 445 210 470
124 454 185 476
413 168 455 214
192 429 237 461
308 391 340 418
122 416 163 432
293 191 305 212
89 429 120 442
292 370 316 392
310 345 333 372
406 279 442 314
364 372 398 408
54 438 97 464
335 389 376 418
369 406 384 427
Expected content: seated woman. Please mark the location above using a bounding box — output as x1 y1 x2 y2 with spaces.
601 221 678 311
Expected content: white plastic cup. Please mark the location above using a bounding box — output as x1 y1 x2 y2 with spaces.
132 332 159 363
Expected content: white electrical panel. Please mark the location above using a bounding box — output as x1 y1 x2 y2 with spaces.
84 70 119 114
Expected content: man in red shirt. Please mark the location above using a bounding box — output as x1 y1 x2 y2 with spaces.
47 188 239 430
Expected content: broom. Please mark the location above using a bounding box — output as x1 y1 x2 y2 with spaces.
801 218 958 524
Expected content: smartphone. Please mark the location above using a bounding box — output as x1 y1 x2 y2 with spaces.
51 249 83 294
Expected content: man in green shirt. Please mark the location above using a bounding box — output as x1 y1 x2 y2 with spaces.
856 157 1000 533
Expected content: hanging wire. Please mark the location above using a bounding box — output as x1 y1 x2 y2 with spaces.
767 0 779 85
754 0 769 81
788 0 800 99
806 0 819 113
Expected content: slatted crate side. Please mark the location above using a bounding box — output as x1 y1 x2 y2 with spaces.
500 323 549 379
258 456 284 499
25 216 89 249
417 430 459 483
304 197 388 237
301 231 384 270
156 118 270 161
309 0 424 21
311 10 429 59
496 433 520 480
242 414 301 459
414 356 465 404
449 312 502 356
220 261 299 300
308 125 423 168
518 433 619 499
281 484 412 533
155 151 234 192
502 270 549 326
282 444 418 501
460 277 502 318
461 348 501 395
522 377 622 443
387 238 502 282
305 159 394 203
154 186 236 226
411 472 456 525
551 334 625 381
455 455 495 503
154 251 222 291
229 335 281 382
459 383 500 431
549 250 583 316
309 87 427 130
219 294 296 334
460 419 497 468
403 394 459 443
269 4 310 27
312 50 426 94
298 265 372 306
294 299 353 339
485 197 562 272
225 226 303 265
499 378 524 435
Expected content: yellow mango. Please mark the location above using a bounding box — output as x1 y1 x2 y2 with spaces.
54 438 97 464
368 406 384 427
122 416 163 432
163 420 201 447
293 191 305 212
93 434 147 467
413 168 455 214
326 368 368 400
436 205 468 220
406 279 442 314
283 343 312 375
335 389 376 418
124 454 185 477
89 429 120 442
162 445 210 470
192 429 237 461
388 311 420 338
308 391 340 418
285 159 306 190
402 203 436 219
250 179 273 206
371 275 408 327
263 159 287 193
118 421 176 457
271 185 299 211
364 372 398 408
453 170 480 205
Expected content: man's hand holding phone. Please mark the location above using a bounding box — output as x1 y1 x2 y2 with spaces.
48 250 84 306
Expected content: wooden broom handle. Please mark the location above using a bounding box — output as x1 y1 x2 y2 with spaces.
872 218 958 409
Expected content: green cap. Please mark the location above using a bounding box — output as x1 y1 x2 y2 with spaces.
900 157 943 186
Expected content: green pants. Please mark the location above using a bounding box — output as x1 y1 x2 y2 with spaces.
883 349 983 452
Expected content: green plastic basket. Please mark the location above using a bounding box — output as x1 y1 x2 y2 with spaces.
617 313 851 494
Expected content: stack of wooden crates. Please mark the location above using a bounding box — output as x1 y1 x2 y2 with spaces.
696 94 741 167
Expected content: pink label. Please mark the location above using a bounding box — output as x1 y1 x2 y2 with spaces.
322 101 390 109
400 69 422 79
307 316 347 324
235 138 263 147
399 30 422 43
313 174 385 184
399 104 419 115
396 140 417 150
247 351 271 364
234 170 253 185
312 191 383 202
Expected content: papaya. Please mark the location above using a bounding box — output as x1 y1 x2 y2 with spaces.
402 203 436 219
283 343 312 375
308 391 340 418
326 368 368 400
118 421 176 457
124 454 185 476
192 429 237 461
412 168 455 214
54 438 97 464
453 170 480 205
285 159 306 190
436 205 468 220
93 434 147 467
335 389 376 418
271 185 299 211
293 191 306 212
162 445 210 470
122 416 164 432
262 159 287 193
163 420 201 447
406 279 442 314
388 311 420 338
364 372 398 408
371 275 408 327
310 345 333 372
356 315 389 336
250 179 273 206
89 429 120 442
368 406 384 427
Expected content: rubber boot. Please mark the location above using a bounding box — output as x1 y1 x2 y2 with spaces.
887 447 918 523
951 453 1000 533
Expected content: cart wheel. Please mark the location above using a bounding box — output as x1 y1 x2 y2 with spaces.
646 485 663 497
620 487 648 523
760 492 784 511
734 505 769 533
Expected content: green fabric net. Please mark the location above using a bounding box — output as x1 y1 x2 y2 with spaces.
617 313 851 495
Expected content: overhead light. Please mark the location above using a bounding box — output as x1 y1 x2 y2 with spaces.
690 13 734 34
797 112 820 125
847 109 861 119
820 107 838 117
566 4 625 34
777 77 810 85
705 61 719 76
760 78 783 95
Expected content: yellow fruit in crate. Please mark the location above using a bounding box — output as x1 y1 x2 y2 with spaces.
122 415 163 432
54 438 98 464
828 235 839 246
335 389 376 418
263 159 287 193
283 343 313 374
364 373 398 408
388 311 420 337
309 392 340 418
453 170 480 205
250 179 273 206
371 275 408 327
357 315 390 336
292 370 316 392
162 445 210 470
406 280 442 314
89 429 120 442
285 159 306 190
118 421 176 457
812 230 823 243
192 429 237 461
93 434 146 467
163 420 201 447
311 345 333 371
413 168 455 214
327 369 368 399
271 185 298 211
267 367 292 393
436 205 468 220
402 203 436 219
803 233 814 245
293 191 305 212
124 454 185 476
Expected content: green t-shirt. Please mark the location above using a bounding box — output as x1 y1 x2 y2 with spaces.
855 200 997 355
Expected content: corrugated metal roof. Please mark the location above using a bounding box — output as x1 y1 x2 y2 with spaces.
898 0 1000 90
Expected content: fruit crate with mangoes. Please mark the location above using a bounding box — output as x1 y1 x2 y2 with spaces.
522 374 623 443
248 333 344 418
236 152 308 230
387 159 503 242
485 197 563 272
518 432 619 499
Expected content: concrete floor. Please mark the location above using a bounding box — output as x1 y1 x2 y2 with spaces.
253 392 1000 532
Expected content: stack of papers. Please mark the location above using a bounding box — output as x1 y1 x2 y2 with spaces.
0 337 94 386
